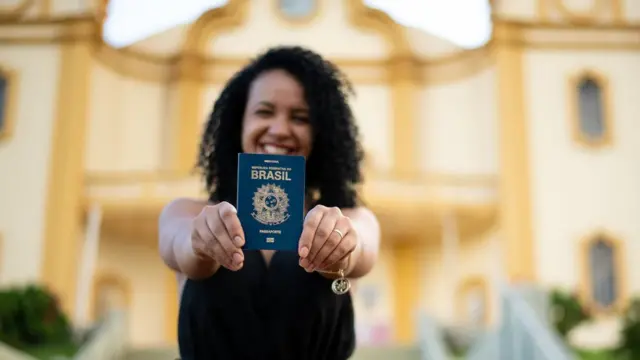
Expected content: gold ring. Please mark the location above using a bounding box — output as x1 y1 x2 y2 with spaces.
332 229 344 239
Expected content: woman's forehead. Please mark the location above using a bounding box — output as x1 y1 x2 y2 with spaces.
248 70 306 104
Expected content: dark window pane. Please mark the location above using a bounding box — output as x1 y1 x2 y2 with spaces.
279 0 316 18
0 74 7 133
577 78 605 140
589 239 617 308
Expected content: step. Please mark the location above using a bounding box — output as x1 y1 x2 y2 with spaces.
125 345 423 360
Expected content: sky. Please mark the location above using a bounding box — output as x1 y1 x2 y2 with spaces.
103 0 492 49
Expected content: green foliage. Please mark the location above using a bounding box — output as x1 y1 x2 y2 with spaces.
549 288 590 338
575 348 620 360
617 297 640 359
0 284 73 350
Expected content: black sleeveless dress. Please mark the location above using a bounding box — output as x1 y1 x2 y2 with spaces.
177 250 356 360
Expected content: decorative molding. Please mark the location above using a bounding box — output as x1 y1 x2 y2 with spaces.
0 0 35 21
0 65 18 142
538 0 625 25
578 230 628 315
2 18 640 83
567 69 614 149
83 169 498 246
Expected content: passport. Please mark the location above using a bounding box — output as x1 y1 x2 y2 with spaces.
236 153 305 251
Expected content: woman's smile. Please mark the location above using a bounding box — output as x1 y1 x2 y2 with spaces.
259 143 297 155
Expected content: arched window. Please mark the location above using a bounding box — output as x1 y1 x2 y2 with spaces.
92 273 131 321
0 67 15 142
589 239 616 307
457 276 489 326
578 78 604 138
278 0 317 19
0 74 7 134
570 71 612 148
581 233 625 312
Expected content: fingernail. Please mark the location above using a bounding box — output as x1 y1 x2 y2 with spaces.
233 236 244 247
233 252 243 264
299 246 309 258
300 259 309 268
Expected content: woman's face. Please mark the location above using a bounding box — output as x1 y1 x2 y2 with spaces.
241 69 313 158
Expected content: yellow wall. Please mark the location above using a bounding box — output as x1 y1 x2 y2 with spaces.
421 232 498 325
625 0 640 22
86 63 167 172
524 49 640 347
348 86 394 172
96 238 168 347
419 68 498 175
0 45 61 283
524 50 640 290
351 246 396 344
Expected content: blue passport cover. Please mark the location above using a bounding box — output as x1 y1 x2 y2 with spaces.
236 153 305 251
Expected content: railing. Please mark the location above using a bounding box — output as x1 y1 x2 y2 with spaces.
466 286 577 360
74 311 128 360
465 331 498 360
415 312 449 360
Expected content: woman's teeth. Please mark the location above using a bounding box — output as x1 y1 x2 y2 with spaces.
263 144 290 155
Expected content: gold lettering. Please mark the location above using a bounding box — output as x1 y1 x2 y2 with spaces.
250 169 292 181
259 230 282 234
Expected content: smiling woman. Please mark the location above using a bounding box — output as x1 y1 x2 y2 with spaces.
158 45 381 360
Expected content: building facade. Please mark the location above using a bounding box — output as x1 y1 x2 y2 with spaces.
0 0 639 350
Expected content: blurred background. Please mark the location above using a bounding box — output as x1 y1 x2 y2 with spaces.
1 0 639 359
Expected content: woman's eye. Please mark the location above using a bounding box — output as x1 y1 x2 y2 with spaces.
255 109 272 117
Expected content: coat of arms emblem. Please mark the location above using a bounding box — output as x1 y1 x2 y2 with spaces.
252 183 290 225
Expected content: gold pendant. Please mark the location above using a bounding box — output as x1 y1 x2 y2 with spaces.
331 269 350 295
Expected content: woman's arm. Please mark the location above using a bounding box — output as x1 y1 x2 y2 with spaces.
158 198 220 279
342 207 381 279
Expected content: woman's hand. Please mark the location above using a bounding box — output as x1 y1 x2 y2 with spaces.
298 205 359 273
191 201 246 271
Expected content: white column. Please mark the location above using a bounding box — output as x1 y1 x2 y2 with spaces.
74 203 103 328
490 232 506 324
441 210 459 322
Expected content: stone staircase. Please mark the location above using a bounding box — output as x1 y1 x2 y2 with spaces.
350 345 422 360
124 347 179 360
123 346 423 360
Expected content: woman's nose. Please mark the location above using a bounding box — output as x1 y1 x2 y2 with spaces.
267 116 293 136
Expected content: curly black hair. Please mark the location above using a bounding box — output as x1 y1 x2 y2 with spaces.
197 46 365 209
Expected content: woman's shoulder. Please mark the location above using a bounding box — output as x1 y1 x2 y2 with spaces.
340 206 376 220
160 198 212 220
